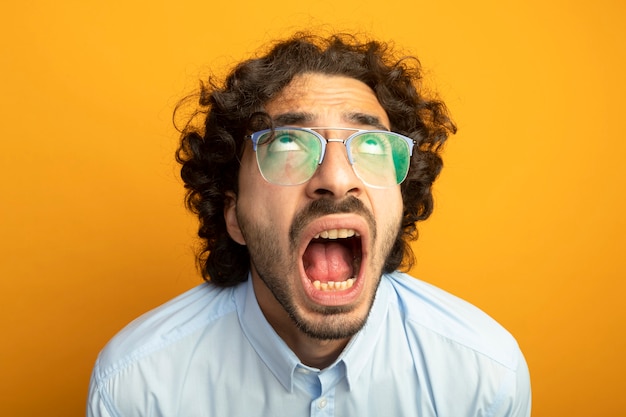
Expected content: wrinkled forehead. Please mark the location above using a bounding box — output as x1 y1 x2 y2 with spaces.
264 73 390 130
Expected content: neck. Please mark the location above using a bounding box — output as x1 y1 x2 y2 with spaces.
276 325 350 369
251 276 351 369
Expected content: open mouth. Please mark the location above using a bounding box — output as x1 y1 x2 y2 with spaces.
302 228 363 292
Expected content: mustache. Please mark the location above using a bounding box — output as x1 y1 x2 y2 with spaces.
289 197 376 244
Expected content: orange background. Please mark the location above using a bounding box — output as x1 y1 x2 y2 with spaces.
1 1 625 415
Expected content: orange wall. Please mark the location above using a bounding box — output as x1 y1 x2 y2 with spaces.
1 1 625 415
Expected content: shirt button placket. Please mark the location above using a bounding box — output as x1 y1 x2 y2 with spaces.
310 395 333 417
318 397 328 409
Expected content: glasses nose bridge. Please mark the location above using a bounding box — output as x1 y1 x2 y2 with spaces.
317 135 354 165
314 128 356 165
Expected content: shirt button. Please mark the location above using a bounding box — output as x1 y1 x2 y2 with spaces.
318 397 328 409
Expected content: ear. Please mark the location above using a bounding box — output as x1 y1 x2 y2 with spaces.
224 191 246 245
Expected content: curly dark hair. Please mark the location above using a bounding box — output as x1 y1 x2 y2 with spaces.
175 32 456 286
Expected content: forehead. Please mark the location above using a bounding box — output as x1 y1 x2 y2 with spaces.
264 73 390 129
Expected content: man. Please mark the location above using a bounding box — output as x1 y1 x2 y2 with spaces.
88 33 531 416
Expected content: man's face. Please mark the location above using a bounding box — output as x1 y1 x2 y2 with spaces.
225 73 403 341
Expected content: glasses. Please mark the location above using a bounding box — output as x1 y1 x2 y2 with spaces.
246 127 416 188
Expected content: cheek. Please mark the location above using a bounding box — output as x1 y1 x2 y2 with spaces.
237 148 260 189
236 180 302 239
237 152 271 212
371 188 403 222
238 147 305 224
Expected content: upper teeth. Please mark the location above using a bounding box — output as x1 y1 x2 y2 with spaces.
314 229 360 239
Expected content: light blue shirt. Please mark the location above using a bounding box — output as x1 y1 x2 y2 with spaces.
87 272 531 416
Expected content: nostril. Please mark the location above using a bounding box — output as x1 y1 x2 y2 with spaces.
313 186 360 199
314 188 334 197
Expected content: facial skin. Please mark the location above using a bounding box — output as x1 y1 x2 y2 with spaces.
224 73 404 368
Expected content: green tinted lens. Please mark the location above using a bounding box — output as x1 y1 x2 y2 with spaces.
349 132 411 187
255 129 322 185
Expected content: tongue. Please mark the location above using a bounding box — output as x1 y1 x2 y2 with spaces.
303 242 353 283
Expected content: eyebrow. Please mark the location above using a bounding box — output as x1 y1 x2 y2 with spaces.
272 112 315 126
272 111 389 131
344 112 389 131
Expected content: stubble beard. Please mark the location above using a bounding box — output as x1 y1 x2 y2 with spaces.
240 197 402 341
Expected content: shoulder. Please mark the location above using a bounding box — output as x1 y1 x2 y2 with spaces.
383 271 522 370
381 272 531 416
93 283 239 381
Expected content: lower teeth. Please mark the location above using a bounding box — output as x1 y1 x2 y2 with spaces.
312 278 355 291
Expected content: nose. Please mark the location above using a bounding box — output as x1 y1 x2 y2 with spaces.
305 141 363 199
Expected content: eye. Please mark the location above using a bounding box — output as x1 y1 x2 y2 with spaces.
354 134 391 155
265 131 309 153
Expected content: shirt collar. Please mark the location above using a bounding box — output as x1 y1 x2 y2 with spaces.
236 273 390 392
236 276 300 392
